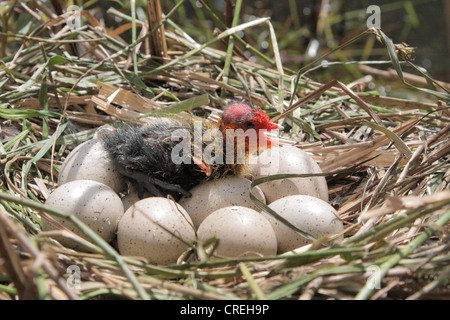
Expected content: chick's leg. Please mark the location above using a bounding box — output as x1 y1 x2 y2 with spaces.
113 161 191 198
151 177 192 198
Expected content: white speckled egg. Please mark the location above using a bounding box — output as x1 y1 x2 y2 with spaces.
42 180 124 249
197 206 277 258
263 195 344 253
58 139 125 194
249 146 328 203
178 176 266 228
117 197 196 264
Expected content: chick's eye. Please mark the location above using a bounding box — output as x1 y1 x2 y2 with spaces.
243 121 255 129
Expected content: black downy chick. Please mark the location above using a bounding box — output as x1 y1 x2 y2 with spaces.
101 103 280 199
101 117 204 198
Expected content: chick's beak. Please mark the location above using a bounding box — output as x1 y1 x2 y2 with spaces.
267 121 283 130
258 120 282 150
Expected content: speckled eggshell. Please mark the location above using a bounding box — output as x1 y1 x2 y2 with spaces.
178 176 266 228
197 206 277 258
249 146 328 203
58 139 125 194
117 197 196 265
263 195 344 253
42 180 124 249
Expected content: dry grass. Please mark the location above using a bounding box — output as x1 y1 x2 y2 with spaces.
0 0 449 300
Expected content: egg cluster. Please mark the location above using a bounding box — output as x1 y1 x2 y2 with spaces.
42 138 343 264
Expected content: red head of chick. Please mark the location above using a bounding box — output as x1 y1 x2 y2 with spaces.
101 102 280 199
218 102 279 149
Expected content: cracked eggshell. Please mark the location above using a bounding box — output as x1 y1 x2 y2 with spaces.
263 195 343 253
197 206 277 258
178 176 266 228
58 139 125 194
42 180 124 249
117 197 196 265
248 146 329 203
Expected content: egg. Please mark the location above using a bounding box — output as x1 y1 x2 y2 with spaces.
262 195 344 253
42 180 124 249
117 197 196 265
249 146 328 203
197 206 277 258
178 176 266 228
58 139 125 194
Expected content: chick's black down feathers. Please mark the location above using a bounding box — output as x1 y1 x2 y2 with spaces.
101 117 208 198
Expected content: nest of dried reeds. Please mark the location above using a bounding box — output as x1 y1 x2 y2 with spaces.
0 1 449 300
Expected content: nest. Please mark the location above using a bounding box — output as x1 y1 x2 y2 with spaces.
0 1 449 300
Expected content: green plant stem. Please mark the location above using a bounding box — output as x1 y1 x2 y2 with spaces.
222 0 243 91
131 0 138 75
267 20 284 115
289 29 372 107
239 262 267 300
149 17 270 76
197 0 276 66
267 264 366 300
354 209 450 300
67 0 186 95
344 198 450 246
